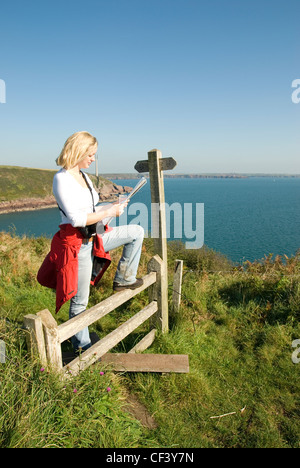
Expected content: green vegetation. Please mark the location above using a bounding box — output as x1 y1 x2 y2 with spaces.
0 232 299 448
0 166 111 202
0 166 56 201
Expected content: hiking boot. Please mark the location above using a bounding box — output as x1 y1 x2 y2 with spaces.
113 278 144 292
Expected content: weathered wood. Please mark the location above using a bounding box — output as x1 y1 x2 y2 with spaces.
172 259 183 314
100 353 189 373
134 157 177 173
63 301 158 377
148 255 168 333
148 149 168 266
23 314 47 365
147 149 169 332
128 329 157 354
58 271 157 343
37 309 62 372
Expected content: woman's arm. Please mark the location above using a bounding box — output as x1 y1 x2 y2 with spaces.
53 170 128 227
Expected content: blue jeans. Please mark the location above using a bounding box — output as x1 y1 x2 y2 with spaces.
69 224 144 351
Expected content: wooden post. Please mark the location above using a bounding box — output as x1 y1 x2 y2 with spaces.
148 149 168 267
23 314 47 365
148 150 169 331
148 255 168 333
128 329 157 354
172 259 183 314
134 151 177 334
37 309 62 372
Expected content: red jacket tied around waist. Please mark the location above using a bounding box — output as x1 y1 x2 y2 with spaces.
37 224 111 313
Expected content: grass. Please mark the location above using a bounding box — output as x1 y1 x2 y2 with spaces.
0 232 299 448
0 165 114 202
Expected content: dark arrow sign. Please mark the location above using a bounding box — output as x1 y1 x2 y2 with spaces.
134 157 177 173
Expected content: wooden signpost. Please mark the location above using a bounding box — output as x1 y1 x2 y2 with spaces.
135 149 177 333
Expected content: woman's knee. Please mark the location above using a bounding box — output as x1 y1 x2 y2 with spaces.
126 224 144 240
132 224 144 240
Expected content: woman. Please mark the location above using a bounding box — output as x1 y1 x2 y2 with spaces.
40 131 144 353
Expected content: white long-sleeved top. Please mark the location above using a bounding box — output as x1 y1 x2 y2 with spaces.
53 168 99 227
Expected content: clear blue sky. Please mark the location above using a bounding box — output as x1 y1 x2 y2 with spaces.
0 0 299 174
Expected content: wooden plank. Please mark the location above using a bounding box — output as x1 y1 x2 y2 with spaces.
135 157 177 173
128 329 157 353
23 314 47 365
58 271 156 344
37 309 62 372
100 353 189 373
172 259 183 314
63 301 158 377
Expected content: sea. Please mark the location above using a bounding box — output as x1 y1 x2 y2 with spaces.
0 177 299 264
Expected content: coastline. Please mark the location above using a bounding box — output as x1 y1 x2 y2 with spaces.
104 173 300 180
0 183 132 215
0 196 57 215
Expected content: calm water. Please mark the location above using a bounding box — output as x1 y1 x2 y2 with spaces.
0 177 299 264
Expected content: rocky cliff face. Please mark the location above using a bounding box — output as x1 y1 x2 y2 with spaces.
98 182 132 201
0 182 132 214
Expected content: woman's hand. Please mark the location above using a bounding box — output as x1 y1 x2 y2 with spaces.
108 200 129 218
85 200 128 226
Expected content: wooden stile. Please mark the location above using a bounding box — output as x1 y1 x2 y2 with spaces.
63 301 158 377
58 271 156 343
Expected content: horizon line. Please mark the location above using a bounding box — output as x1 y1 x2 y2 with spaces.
0 165 299 177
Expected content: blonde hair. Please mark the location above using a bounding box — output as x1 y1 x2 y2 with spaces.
56 131 98 169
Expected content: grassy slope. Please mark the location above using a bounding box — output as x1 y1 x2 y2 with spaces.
0 166 55 201
0 166 111 202
0 233 299 448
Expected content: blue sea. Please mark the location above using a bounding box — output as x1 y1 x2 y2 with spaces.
0 177 299 264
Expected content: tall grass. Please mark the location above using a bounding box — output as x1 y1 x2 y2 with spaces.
128 260 300 448
0 232 299 447
0 323 146 448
